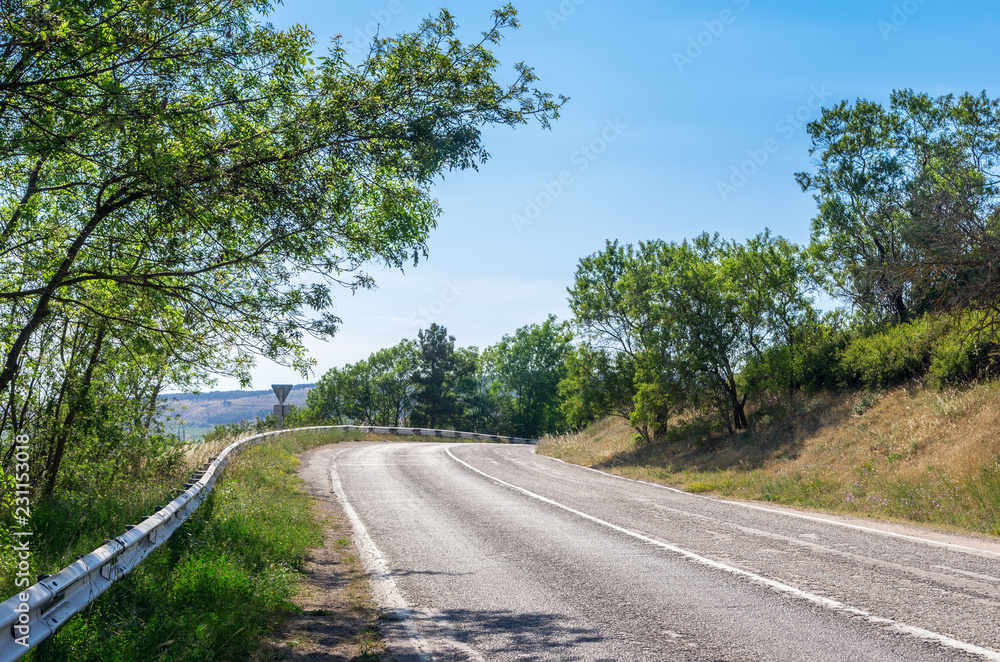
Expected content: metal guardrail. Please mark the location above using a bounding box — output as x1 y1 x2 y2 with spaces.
326 425 536 445
0 425 535 661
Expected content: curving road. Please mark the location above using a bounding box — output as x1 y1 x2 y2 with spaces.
299 441 1000 661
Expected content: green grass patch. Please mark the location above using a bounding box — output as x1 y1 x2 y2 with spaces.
16 429 358 662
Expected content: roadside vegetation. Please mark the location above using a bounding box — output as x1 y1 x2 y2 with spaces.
4 428 393 662
0 0 562 653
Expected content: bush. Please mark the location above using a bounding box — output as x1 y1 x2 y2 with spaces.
835 313 1000 390
838 317 936 389
927 315 1000 387
744 323 851 395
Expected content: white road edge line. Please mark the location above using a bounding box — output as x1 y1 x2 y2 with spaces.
330 448 486 662
446 447 1000 661
542 455 1000 558
328 450 433 662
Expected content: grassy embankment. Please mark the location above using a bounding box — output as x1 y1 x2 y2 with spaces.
4 428 413 662
539 383 1000 536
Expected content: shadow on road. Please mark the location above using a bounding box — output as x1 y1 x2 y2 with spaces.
423 607 608 661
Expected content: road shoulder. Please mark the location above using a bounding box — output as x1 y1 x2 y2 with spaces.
251 443 386 661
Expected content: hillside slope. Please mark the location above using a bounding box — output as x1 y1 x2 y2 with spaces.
538 383 1000 536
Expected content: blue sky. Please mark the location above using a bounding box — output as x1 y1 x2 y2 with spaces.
221 0 999 390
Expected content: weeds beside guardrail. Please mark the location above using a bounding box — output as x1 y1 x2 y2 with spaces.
0 425 535 661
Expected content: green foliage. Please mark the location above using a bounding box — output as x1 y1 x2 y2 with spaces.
296 340 419 427
568 231 817 438
0 2 565 394
799 89 1000 322
838 318 936 389
558 345 637 428
453 346 498 435
481 316 572 438
833 313 1000 391
1 2 564 493
926 316 1000 387
788 312 854 392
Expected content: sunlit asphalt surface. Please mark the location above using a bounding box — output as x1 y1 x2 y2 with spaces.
303 442 1000 662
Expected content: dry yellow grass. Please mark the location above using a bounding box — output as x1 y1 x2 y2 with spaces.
538 383 1000 535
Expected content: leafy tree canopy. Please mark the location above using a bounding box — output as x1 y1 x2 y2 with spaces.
0 1 565 396
798 89 1000 323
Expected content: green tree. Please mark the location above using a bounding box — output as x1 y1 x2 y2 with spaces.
894 92 1000 323
452 346 497 434
482 316 572 438
299 339 418 426
568 233 816 439
797 97 910 320
558 345 636 428
0 2 564 398
299 367 351 425
565 241 650 426
364 341 420 427
721 230 819 398
0 2 564 486
410 324 468 429
797 89 1000 323
640 233 816 434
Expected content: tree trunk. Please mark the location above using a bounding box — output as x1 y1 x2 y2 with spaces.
729 382 748 431
891 290 908 322
43 326 105 497
733 396 748 431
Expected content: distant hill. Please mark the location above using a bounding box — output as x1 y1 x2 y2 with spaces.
161 384 315 427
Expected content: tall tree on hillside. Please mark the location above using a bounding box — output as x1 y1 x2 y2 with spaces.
797 98 910 321
798 89 1000 323
636 233 816 434
895 92 1000 323
567 233 816 439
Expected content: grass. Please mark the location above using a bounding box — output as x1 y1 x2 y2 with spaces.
10 427 396 662
539 383 1000 537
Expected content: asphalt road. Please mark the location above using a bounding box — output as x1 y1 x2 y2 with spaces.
303 441 1000 661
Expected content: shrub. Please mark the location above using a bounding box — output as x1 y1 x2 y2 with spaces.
838 317 936 389
927 315 1000 387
